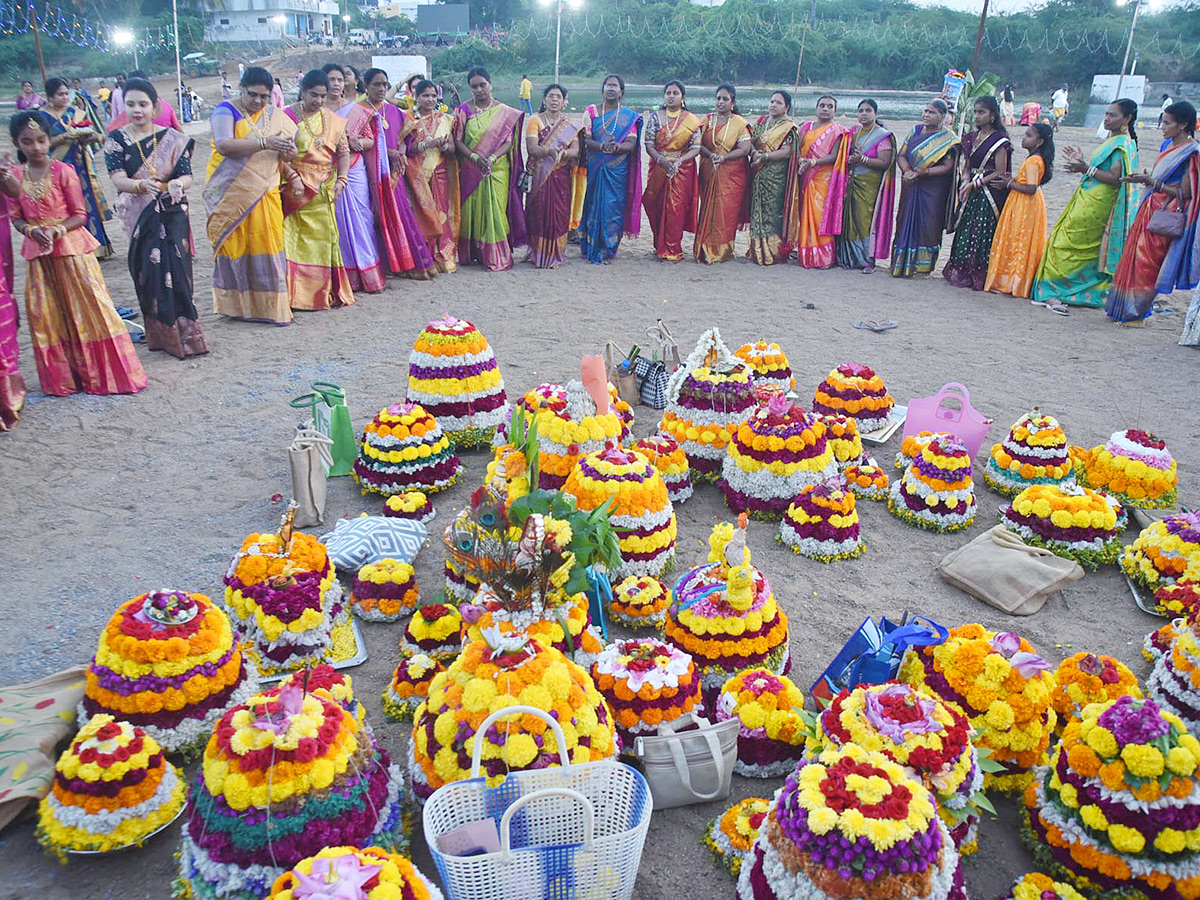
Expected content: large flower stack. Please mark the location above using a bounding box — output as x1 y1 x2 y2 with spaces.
705 797 772 877
900 625 1057 793
264 847 443 900
659 327 758 482
735 340 794 391
349 558 419 623
1122 512 1200 606
533 380 625 490
779 481 865 562
590 638 702 745
812 362 895 432
406 315 508 448
715 668 808 777
608 575 671 629
984 411 1076 497
1148 613 1200 732
720 394 838 518
735 744 964 900
80 590 258 757
1050 653 1142 728
1022 695 1200 900
1000 484 1125 569
36 714 185 859
1072 428 1179 509
563 445 677 577
177 681 407 900
382 654 446 722
812 682 986 855
635 434 693 504
889 434 978 532
353 401 462 496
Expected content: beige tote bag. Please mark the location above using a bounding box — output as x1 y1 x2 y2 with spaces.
289 427 334 528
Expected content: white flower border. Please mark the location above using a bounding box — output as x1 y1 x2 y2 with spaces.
46 764 181 834
722 456 838 504
778 520 863 561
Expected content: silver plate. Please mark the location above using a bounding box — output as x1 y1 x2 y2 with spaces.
859 405 907 446
65 802 185 856
1125 572 1167 618
258 616 369 684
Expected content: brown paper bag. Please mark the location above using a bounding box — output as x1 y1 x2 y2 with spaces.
289 427 334 528
604 341 641 407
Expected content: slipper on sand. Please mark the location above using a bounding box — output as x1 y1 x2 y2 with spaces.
854 320 899 333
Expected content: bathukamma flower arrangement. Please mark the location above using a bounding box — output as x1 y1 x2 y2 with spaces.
1022 695 1200 900
1143 586 1200 664
1003 872 1086 900
349 558 418 623
382 653 446 722
1000 483 1124 569
1050 653 1141 728
984 410 1076 497
264 846 443 900
779 480 865 563
814 413 863 470
715 668 808 777
735 339 794 390
591 637 702 743
399 602 462 660
635 434 693 504
533 379 625 490
1072 428 1179 509
353 401 462 496
812 361 894 432
889 434 978 533
383 490 435 524
608 575 671 629
1147 610 1200 733
1121 511 1200 603
895 430 938 470
843 463 890 501
704 797 772 877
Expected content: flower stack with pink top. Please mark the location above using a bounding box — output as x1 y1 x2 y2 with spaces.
715 668 809 777
779 480 865 562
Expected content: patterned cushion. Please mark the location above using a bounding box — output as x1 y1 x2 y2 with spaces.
319 515 428 572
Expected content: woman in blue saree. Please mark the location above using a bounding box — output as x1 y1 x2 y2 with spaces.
891 100 959 277
44 76 113 257
580 74 642 264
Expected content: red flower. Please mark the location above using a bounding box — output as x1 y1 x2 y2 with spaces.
749 811 767 831
96 722 122 741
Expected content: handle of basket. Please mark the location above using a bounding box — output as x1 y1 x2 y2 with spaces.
469 705 571 779
499 788 595 862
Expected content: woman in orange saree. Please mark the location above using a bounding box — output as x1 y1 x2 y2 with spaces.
642 80 701 262
747 90 798 266
524 83 581 269
694 83 751 264
792 95 849 268
405 79 460 273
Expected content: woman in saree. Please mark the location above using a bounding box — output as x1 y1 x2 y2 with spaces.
580 74 641 264
0 189 24 429
745 90 797 265
836 99 896 272
405 79 460 272
943 97 1011 291
793 95 850 269
0 111 146 396
283 69 354 311
103 79 207 359
336 76 386 292
523 84 581 269
984 124 1054 299
1030 100 1139 312
694 84 751 264
891 100 959 278
342 66 361 102
322 64 345 111
642 80 702 263
204 66 299 324
1106 101 1199 323
44 77 113 258
357 68 438 279
16 81 43 111
453 66 527 271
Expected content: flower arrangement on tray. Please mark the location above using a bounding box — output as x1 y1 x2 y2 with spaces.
900 624 1056 793
349 559 418 623
715 668 808 777
1143 586 1200 664
1000 484 1124 569
1003 873 1086 900
37 714 185 860
735 743 964 900
812 682 990 855
779 481 865 562
176 680 407 900
735 340 794 391
983 411 1076 497
1071 429 1179 509
383 491 435 524
608 575 671 629
812 362 895 432
1148 614 1200 733
704 797 772 877
591 637 702 743
843 464 890 501
888 434 978 533
382 654 446 722
406 315 508 448
635 434 693 504
264 846 443 900
80 590 259 758
533 379 626 490
399 602 462 660
1121 512 1200 600
895 430 939 470
720 394 838 518
1021 695 1200 900
814 413 863 470
503 381 633 445
1050 653 1142 728
353 401 462 497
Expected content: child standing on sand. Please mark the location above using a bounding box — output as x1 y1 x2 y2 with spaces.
985 123 1055 300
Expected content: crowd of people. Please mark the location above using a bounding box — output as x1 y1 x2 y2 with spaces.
0 65 1197 436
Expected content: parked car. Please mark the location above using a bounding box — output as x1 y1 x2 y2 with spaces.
182 51 221 78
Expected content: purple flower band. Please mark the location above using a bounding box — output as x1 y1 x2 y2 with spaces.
90 648 237 694
407 358 499 381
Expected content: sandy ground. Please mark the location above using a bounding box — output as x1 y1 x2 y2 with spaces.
0 120 1197 899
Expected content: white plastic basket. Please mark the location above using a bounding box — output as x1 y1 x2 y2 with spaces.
423 705 653 900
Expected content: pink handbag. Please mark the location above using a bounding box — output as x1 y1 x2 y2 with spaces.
903 382 993 459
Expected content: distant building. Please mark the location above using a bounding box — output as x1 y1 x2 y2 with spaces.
416 4 468 38
204 0 339 43
377 0 419 20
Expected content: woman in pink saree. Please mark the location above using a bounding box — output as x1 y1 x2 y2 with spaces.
791 95 849 268
0 190 24 430
405 79 460 272
836 99 896 272
524 83 581 268
336 78 386 292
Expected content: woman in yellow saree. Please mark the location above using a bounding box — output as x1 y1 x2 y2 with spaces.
747 89 798 265
694 83 751 264
406 79 460 273
642 80 702 262
792 95 849 268
204 67 298 324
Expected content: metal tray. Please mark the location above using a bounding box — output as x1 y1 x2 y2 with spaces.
859 405 907 445
66 803 185 856
1125 572 1167 619
257 615 368 684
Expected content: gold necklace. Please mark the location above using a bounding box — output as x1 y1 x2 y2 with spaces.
22 162 52 201
302 108 325 151
663 109 686 140
129 126 159 177
240 104 268 140
714 113 734 150
364 98 389 129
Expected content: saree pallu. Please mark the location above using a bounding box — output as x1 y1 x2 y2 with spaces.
49 106 113 258
890 125 959 278
793 121 850 269
405 110 460 273
580 106 643 264
282 109 354 311
336 102 386 292
943 130 1011 290
524 115 582 268
984 155 1047 298
642 111 701 262
569 104 595 237
204 102 297 323
455 102 527 271
694 114 751 264
0 194 24 429
836 124 896 270
1106 140 1200 322
746 116 797 266
1031 134 1137 307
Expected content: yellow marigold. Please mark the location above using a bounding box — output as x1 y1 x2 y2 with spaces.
1108 824 1146 854
1085 726 1118 758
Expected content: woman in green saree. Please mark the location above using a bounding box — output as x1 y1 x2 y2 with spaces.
837 98 896 272
746 89 797 265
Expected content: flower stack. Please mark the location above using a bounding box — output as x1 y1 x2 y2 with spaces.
382 654 445 722
563 445 677 577
1148 611 1200 732
813 683 985 854
399 603 462 660
900 624 1057 793
812 361 895 432
504 381 633 445
1121 511 1200 602
1022 695 1200 900
591 638 702 745
409 632 618 802
984 411 1076 497
705 797 772 877
264 847 443 900
1000 484 1124 569
843 464 890 501
383 491 435 524
609 575 671 629
889 434 978 533
1146 584 1200 659
779 481 865 562
177 681 407 900
720 394 838 518
735 744 963 900
462 592 605 669
814 414 863 470
735 340 794 391
1051 653 1142 728
659 327 758 482
349 559 418 623
533 380 625 490
1072 428 1179 509
635 434 693 504
36 714 185 859
1003 873 1086 900
715 668 808 777
276 665 367 732
353 402 462 496
80 590 259 757
406 315 508 448
895 430 939 470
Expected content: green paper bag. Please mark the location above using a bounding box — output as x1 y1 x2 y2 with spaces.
290 382 356 477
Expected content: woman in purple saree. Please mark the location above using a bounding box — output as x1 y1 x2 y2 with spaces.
523 83 581 268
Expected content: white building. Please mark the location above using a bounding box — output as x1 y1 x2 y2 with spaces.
205 0 340 43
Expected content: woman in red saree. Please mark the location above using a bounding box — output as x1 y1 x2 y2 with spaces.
405 79 460 273
792 95 849 268
524 83 581 268
0 191 24 428
642 80 702 262
694 83 751 264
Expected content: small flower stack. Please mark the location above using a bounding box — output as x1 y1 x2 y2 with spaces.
349 558 419 623
983 411 1076 497
591 638 702 744
843 464 890 501
1121 512 1200 603
1148 612 1200 733
1000 484 1124 569
735 340 794 391
533 380 625 490
895 430 938 470
609 575 671 629
889 434 978 532
383 490 435 524
1072 428 1179 509
264 847 443 900
704 797 772 877
812 361 895 432
715 668 808 777
1050 653 1142 729
635 434 693 504
400 603 462 660
779 481 865 562
382 653 446 722
814 413 863 470
1003 873 1086 900
353 402 462 496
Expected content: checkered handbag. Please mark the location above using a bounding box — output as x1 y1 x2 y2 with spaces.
635 320 681 409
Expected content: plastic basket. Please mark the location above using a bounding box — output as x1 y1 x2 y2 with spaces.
423 705 653 900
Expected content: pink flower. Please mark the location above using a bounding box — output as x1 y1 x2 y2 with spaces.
1009 651 1051 679
989 632 1022 658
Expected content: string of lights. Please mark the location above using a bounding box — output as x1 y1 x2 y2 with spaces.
0 0 175 54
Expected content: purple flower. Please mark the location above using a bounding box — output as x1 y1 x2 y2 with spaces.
1097 695 1169 745
1009 652 1051 679
990 632 1022 657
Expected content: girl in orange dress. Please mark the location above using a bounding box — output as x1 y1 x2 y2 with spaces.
985 124 1054 298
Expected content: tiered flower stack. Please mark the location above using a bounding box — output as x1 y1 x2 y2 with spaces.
889 434 978 532
1003 873 1087 900
383 490 435 524
80 590 258 756
1050 653 1142 728
264 847 443 900
779 481 865 562
812 362 895 433
591 638 702 745
706 798 772 877
608 575 671 629
400 602 462 660
353 401 462 496
814 414 863 470
984 411 1076 496
1072 428 1179 509
533 380 625 490
1000 484 1124 569
382 653 445 722
735 340 794 391
635 434 693 504
1122 511 1200 614
1148 605 1200 732
715 668 808 777
349 558 419 622
895 430 937 471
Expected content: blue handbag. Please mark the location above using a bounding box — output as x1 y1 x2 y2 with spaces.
811 614 948 705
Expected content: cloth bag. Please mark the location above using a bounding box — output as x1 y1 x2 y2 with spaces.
903 381 993 459
936 525 1085 616
634 320 681 409
290 382 356 477
604 341 641 407
631 713 738 809
811 614 947 705
289 427 334 528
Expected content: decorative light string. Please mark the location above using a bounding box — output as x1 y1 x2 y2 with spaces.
0 0 176 54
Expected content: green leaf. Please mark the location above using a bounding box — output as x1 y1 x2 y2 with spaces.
972 790 998 816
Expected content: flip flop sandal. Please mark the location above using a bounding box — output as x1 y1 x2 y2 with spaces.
1046 302 1071 317
116 306 138 319
853 321 880 331
1153 304 1175 316
873 320 899 332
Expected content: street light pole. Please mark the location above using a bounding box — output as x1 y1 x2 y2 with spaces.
1113 0 1142 104
553 0 562 82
